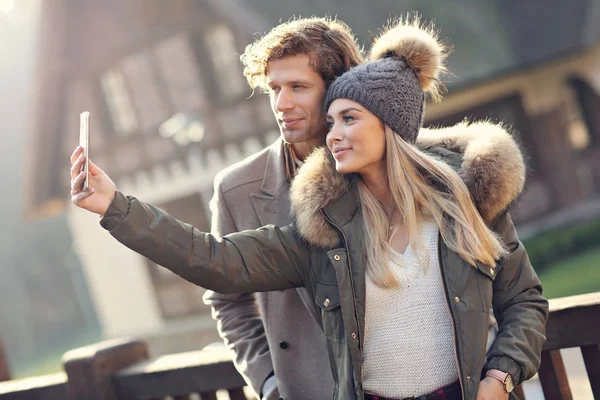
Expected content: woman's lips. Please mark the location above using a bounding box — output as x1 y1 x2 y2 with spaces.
332 148 351 160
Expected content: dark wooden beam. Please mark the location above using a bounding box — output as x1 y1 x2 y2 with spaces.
543 293 600 350
113 349 246 399
538 350 572 400
0 373 67 400
62 338 149 400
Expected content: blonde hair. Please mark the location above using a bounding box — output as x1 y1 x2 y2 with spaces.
241 17 364 91
359 126 507 288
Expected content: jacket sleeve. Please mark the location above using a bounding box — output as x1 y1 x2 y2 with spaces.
484 212 549 386
202 179 278 399
100 191 308 294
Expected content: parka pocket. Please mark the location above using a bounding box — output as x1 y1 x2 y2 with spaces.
475 263 497 312
315 283 345 341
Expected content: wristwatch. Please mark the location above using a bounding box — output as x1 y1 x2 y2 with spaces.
485 369 514 393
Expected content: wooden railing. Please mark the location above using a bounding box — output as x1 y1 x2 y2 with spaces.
0 340 10 383
536 293 600 399
0 292 598 400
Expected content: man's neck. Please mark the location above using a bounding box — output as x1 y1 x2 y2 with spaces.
289 137 325 162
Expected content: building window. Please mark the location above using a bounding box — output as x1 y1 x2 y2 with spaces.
204 24 246 99
562 84 591 151
144 193 211 319
122 51 169 132
426 93 541 176
101 33 207 142
100 69 138 136
154 33 206 112
568 77 600 146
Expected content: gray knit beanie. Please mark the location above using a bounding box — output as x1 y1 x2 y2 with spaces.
325 19 447 143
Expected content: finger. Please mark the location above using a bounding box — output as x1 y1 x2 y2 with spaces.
88 159 104 176
70 154 85 179
70 146 83 165
71 187 95 205
71 171 86 192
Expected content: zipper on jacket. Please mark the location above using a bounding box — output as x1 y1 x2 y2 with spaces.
320 210 364 391
437 237 465 399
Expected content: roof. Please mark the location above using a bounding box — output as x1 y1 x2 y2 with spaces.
232 0 600 90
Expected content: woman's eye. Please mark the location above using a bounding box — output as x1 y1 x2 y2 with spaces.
343 115 355 123
325 121 334 130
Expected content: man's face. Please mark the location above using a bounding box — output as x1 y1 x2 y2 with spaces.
266 54 328 145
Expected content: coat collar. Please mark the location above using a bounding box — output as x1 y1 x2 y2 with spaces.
321 175 360 229
260 138 288 197
250 138 292 227
290 121 526 248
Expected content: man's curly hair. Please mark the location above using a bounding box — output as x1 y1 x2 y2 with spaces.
241 17 364 91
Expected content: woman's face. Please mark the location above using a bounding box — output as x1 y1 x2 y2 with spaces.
326 98 386 175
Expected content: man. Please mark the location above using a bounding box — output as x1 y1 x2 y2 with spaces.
203 18 363 399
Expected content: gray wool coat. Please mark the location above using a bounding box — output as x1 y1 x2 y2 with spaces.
202 139 334 400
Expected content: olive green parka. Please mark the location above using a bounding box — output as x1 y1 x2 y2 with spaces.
101 121 548 399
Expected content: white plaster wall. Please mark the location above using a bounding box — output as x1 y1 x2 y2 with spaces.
66 132 279 339
67 205 164 338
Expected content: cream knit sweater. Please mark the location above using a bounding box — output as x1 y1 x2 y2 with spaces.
362 221 459 397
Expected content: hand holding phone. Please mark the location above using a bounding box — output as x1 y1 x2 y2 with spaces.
71 111 117 215
79 111 90 191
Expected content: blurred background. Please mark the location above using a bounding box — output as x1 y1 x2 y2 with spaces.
1 0 600 397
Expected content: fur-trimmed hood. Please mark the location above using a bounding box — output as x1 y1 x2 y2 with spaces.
290 121 526 248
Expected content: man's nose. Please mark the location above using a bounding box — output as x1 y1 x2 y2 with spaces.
275 88 294 112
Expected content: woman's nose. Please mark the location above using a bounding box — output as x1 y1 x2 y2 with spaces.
326 124 342 147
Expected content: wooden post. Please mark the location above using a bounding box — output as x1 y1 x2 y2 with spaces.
62 338 149 400
227 388 247 400
0 338 10 382
538 350 572 400
581 344 600 398
513 385 525 399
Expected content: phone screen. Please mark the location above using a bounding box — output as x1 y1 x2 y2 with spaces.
79 111 90 191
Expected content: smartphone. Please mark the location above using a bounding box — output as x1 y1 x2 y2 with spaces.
79 111 90 191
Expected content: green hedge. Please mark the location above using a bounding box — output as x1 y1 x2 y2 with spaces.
523 218 600 272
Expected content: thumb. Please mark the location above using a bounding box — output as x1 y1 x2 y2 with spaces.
88 159 104 175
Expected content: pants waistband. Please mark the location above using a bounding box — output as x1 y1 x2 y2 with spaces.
364 381 462 400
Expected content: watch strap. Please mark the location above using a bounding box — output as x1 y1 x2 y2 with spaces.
485 369 513 393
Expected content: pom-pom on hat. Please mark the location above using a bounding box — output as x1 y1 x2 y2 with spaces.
325 17 448 143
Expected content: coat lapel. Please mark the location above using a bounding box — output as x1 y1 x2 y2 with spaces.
251 192 291 227
250 139 321 322
250 139 291 227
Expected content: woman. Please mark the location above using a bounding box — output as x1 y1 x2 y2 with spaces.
70 19 548 400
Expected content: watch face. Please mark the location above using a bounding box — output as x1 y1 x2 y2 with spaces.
505 375 514 392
